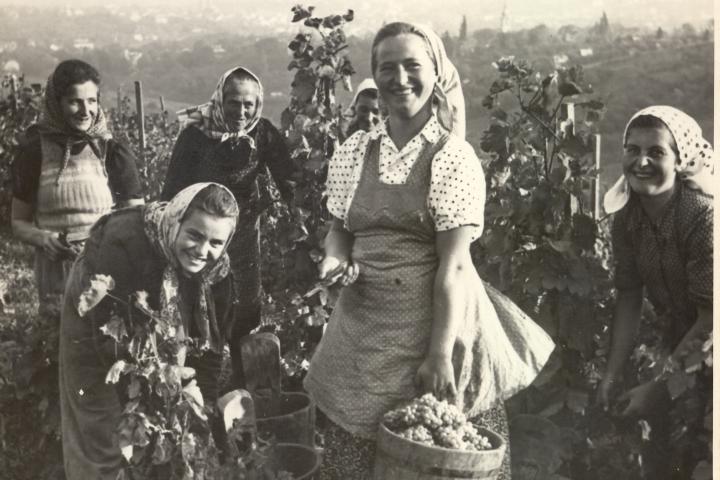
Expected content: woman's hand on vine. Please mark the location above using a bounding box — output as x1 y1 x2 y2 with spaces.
318 256 359 286
415 354 457 400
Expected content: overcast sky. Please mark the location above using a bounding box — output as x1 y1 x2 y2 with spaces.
0 0 713 33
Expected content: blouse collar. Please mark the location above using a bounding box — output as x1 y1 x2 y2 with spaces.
368 114 446 146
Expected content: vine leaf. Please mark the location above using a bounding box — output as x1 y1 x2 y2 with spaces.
77 274 115 317
101 314 128 343
290 5 314 22
106 360 129 384
120 444 133 462
558 81 582 96
182 380 207 420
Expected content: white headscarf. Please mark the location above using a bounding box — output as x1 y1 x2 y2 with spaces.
603 106 714 214
344 77 378 117
372 22 466 139
412 23 466 139
176 66 264 146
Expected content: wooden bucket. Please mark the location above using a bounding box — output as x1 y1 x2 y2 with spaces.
374 424 507 479
275 443 321 480
255 391 316 447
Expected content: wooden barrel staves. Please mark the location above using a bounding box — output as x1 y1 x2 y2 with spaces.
274 443 321 480
374 424 507 480
255 391 316 447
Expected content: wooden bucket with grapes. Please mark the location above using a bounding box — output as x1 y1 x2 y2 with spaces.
374 394 507 479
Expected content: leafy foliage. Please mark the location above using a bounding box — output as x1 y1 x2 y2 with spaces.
0 10 712 480
259 5 355 388
478 55 712 479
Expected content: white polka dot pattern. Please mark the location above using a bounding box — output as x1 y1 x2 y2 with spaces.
325 116 486 240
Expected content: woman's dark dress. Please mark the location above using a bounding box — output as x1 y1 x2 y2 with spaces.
59 207 250 479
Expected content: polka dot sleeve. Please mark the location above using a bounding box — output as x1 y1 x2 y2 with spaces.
429 138 486 240
325 131 367 221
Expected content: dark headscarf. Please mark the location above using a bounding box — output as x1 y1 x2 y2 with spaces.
37 70 112 183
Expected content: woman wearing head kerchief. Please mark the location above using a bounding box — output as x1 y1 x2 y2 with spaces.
11 59 144 317
342 78 380 139
304 22 554 478
162 66 296 344
59 183 243 479
598 106 713 478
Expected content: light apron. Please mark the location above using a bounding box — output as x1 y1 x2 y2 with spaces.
305 135 555 439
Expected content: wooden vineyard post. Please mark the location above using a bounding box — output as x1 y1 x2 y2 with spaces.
116 87 122 126
592 134 601 219
159 95 167 130
558 102 575 137
134 81 146 173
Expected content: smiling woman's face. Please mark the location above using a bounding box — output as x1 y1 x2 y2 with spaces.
622 126 679 198
222 79 259 131
373 33 435 121
59 80 99 132
173 209 234 275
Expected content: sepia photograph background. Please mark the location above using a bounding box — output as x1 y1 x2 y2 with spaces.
0 0 713 479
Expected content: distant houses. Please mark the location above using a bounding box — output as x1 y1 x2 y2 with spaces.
553 54 569 68
0 42 18 53
73 38 95 50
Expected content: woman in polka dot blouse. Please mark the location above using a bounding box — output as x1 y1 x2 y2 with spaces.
303 21 554 479
598 106 713 478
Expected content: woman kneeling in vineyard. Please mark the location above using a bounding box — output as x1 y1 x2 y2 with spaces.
11 59 144 317
303 22 555 479
162 66 296 348
598 106 713 478
59 183 247 479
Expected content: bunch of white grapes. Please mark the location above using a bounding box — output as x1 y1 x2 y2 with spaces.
382 393 493 451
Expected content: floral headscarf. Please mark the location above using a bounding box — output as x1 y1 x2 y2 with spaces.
176 66 264 147
143 182 237 353
412 23 466 139
603 106 714 214
37 70 112 184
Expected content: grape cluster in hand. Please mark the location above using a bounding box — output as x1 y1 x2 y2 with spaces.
382 393 493 451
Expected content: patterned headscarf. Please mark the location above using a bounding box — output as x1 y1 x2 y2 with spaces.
176 66 264 148
412 23 466 139
37 70 112 184
143 183 237 353
603 106 714 214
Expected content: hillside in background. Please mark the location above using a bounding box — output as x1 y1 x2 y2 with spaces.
0 8 713 190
